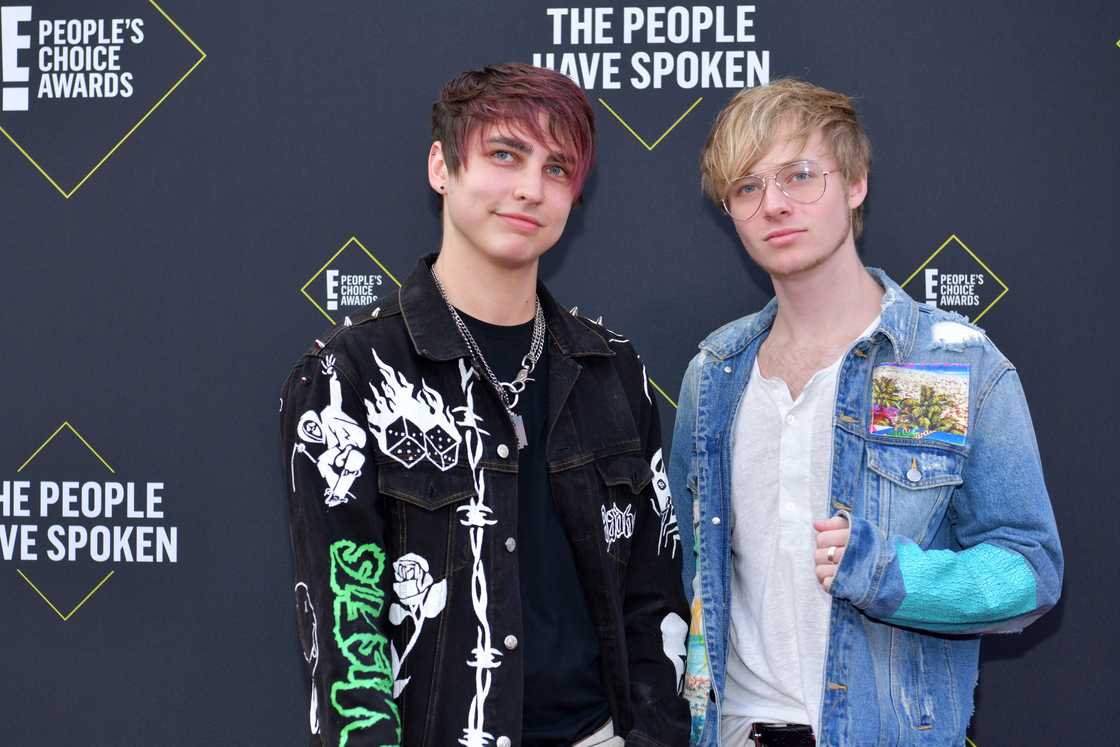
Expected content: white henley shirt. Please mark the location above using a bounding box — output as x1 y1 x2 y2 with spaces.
721 317 879 742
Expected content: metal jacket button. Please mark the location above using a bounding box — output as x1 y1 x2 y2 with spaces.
497 444 510 459
505 537 517 552
712 516 721 525
497 738 512 747
907 457 922 483
504 635 519 650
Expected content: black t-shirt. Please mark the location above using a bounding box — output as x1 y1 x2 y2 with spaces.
459 310 610 745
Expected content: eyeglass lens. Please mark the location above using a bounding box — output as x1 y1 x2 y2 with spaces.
724 162 828 221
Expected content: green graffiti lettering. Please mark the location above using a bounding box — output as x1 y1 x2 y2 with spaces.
329 540 401 747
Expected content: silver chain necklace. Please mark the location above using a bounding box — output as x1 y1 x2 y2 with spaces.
430 266 546 449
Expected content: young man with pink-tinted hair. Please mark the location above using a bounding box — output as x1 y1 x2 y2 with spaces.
281 63 690 747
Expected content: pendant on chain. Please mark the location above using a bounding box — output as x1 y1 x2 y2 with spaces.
512 413 528 449
429 266 540 452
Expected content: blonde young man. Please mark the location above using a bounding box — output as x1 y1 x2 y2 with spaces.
668 79 1062 746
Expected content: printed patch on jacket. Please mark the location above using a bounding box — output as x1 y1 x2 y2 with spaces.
870 362 969 445
292 355 368 508
650 449 679 558
365 349 463 471
684 595 712 742
601 502 635 549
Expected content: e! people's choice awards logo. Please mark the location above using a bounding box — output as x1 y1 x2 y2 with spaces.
902 235 1009 323
1 422 178 621
0 0 204 197
529 5 771 150
301 236 402 325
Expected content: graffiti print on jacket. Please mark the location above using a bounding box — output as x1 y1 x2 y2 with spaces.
292 355 368 507
365 349 463 470
295 581 321 735
661 611 688 694
388 553 448 697
329 539 400 747
453 360 500 747
602 502 635 550
650 449 679 558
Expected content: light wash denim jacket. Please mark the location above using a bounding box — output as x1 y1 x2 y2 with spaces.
668 269 1062 747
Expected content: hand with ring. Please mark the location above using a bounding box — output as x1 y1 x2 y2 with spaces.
813 515 850 593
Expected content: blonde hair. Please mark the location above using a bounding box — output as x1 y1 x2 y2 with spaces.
700 78 872 237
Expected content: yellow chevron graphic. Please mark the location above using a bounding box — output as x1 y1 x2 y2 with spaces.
598 97 704 151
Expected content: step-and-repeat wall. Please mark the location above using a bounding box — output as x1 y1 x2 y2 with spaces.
2 1 1115 744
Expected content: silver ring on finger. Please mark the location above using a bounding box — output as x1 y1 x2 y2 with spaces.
827 545 837 564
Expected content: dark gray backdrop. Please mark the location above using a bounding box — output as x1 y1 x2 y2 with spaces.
1 1 1116 744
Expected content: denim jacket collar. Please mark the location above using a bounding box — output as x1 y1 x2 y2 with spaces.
399 253 615 362
871 268 919 360
698 266 918 361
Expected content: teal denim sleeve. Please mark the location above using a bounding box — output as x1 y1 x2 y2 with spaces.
830 368 1063 633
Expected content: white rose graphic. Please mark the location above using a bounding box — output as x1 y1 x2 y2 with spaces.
392 554 432 605
388 553 447 697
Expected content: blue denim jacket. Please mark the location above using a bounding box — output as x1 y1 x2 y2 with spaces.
668 269 1062 747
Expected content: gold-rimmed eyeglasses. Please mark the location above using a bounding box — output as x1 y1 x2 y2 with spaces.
721 160 834 222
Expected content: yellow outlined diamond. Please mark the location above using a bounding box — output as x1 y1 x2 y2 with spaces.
301 236 402 325
598 97 703 151
901 234 1009 323
14 421 117 621
0 0 206 199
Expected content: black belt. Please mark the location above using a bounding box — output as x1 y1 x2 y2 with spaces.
749 722 815 747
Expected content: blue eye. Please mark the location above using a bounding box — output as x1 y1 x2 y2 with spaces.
492 150 515 162
739 182 759 195
782 164 820 186
545 164 568 178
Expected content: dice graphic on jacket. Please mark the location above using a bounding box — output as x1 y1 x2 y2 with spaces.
384 417 426 468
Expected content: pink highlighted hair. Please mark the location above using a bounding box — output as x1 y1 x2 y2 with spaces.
432 63 597 196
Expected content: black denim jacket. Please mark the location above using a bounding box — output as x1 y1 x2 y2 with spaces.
280 256 690 747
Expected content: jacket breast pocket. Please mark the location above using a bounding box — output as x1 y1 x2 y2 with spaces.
595 453 653 565
865 442 964 544
377 460 478 576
